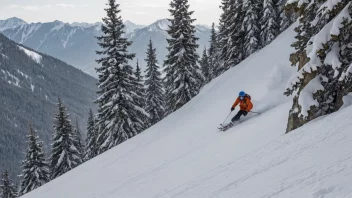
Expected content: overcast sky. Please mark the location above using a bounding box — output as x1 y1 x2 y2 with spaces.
0 0 222 25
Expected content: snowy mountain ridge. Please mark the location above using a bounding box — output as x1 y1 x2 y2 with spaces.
144 18 212 33
0 18 211 77
124 20 146 34
0 17 27 31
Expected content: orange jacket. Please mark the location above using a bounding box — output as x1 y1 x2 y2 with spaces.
232 96 253 112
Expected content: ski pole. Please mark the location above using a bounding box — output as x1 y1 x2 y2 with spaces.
222 111 232 125
250 111 261 114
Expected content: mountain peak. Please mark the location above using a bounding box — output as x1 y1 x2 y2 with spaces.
124 20 136 25
0 17 27 31
123 20 145 34
147 19 170 32
5 17 26 23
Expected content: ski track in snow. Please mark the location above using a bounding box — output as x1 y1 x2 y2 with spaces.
21 25 352 198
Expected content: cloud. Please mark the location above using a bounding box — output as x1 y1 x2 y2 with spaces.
8 4 89 10
56 4 76 8
121 3 167 8
124 10 148 15
9 4 39 11
43 5 53 9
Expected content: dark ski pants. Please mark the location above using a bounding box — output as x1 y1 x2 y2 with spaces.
231 110 247 122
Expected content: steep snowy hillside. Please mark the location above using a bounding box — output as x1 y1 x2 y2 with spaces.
21 25 352 198
0 34 97 182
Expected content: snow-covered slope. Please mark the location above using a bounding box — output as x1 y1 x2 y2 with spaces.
22 25 352 198
18 45 42 64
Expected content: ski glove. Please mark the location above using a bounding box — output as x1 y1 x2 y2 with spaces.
243 111 248 116
231 107 234 111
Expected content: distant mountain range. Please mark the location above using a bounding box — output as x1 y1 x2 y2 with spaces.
0 33 97 182
0 17 211 77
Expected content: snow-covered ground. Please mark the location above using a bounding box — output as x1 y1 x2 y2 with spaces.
22 25 352 198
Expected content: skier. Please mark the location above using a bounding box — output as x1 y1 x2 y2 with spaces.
229 91 253 125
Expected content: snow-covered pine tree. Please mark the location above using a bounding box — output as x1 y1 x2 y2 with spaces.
0 171 17 198
50 97 82 179
339 14 352 94
132 60 148 134
18 122 50 196
164 0 203 114
95 0 148 153
285 1 352 133
144 39 165 126
200 47 211 83
277 0 295 32
242 0 262 58
217 0 231 70
224 0 245 68
84 109 98 161
134 60 147 109
280 10 292 32
260 0 279 46
208 23 221 80
135 59 142 82
74 118 84 160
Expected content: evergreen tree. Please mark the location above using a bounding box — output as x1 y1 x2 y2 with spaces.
200 47 210 83
279 9 292 32
95 0 148 153
133 59 147 113
277 0 295 32
224 0 245 67
18 122 50 196
84 109 98 161
74 118 84 159
260 0 279 46
164 0 203 114
217 0 231 74
0 171 17 198
135 59 142 82
144 39 165 125
340 16 352 93
50 98 82 179
242 0 262 57
208 23 220 79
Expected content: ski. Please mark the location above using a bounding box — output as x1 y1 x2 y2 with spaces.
218 123 235 132
218 111 262 132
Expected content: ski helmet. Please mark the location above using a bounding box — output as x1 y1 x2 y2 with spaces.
239 91 245 97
